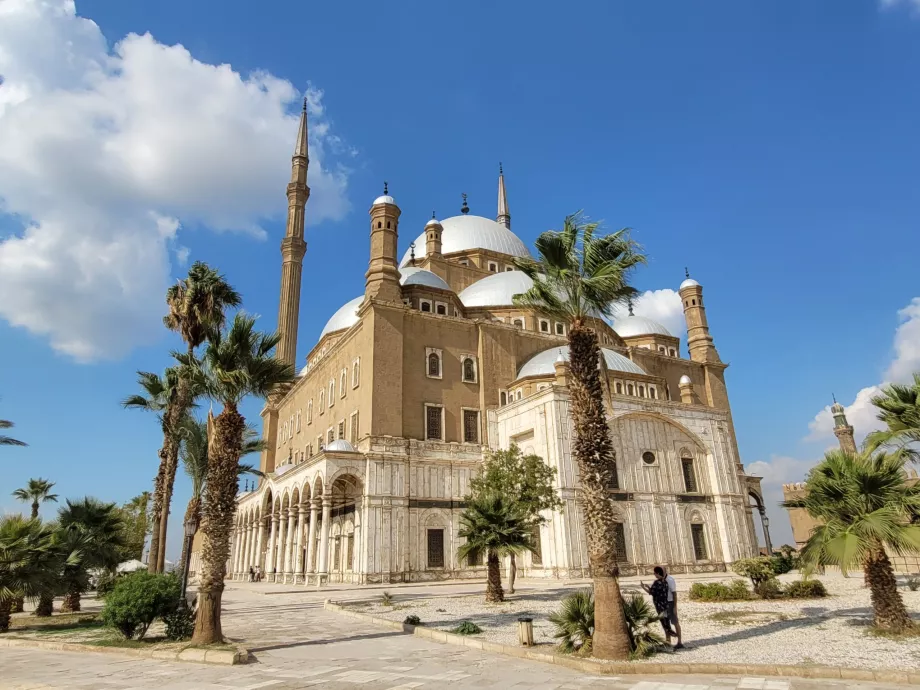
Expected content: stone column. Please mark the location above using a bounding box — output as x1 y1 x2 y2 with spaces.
295 504 307 581
318 496 331 582
283 506 297 581
231 528 242 577
306 500 318 582
266 514 278 579
252 523 261 571
241 525 252 575
274 513 287 578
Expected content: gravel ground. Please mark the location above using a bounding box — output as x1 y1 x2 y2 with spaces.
342 573 920 671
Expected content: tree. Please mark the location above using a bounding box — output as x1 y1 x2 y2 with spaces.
123 368 182 573
57 498 126 612
12 478 58 519
468 445 561 593
0 516 59 631
118 492 151 562
868 374 920 462
176 416 263 575
180 313 293 644
512 212 644 659
457 493 534 603
0 419 26 447
159 262 242 575
782 448 920 633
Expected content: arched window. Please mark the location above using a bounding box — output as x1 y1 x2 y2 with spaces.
340 369 347 397
513 318 524 329
307 399 313 424
436 303 446 315
627 384 634 395
615 382 623 395
462 357 476 382
539 319 550 333
428 352 441 377
421 300 432 312
649 387 657 399
681 453 698 493
352 359 360 387
328 380 335 406
500 391 507 406
638 385 645 397
319 389 325 412
669 348 676 357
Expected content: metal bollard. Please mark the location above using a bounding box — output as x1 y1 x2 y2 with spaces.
517 617 534 646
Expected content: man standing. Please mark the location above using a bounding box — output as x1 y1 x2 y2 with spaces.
642 566 683 649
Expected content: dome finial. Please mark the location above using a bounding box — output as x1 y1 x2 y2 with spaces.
461 193 469 214
627 296 634 316
432 210 436 219
499 161 503 175
685 266 690 279
832 393 837 403
409 241 416 266
302 96 308 113
383 181 388 195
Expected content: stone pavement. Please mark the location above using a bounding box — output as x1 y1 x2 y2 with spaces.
0 581 909 690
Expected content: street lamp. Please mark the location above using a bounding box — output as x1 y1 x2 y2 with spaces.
180 514 199 602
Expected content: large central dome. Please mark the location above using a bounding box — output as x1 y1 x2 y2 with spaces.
400 215 531 267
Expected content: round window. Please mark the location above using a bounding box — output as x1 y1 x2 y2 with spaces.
642 451 656 465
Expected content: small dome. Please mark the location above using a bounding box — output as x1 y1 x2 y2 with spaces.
400 214 531 267
613 314 673 338
373 194 396 206
399 267 451 291
831 401 845 414
459 270 533 308
425 217 442 228
517 346 646 380
319 295 363 339
679 278 700 290
679 375 692 385
325 439 356 452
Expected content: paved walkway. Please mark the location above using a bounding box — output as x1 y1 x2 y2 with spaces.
0 581 907 690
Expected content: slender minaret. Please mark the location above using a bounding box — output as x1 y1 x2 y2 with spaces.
679 268 721 364
425 212 443 258
276 99 310 368
496 163 511 229
365 183 402 303
831 396 858 454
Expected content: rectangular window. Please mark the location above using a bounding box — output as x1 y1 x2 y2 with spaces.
337 420 345 439
691 524 708 560
327 428 334 444
350 411 359 442
426 405 443 441
613 522 628 563
352 358 360 388
427 528 445 568
682 458 698 493
539 319 550 333
530 526 543 566
463 409 479 443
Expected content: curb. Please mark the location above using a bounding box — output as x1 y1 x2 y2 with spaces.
323 600 919 686
0 635 249 666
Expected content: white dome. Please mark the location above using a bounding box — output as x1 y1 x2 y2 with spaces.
373 194 396 206
400 215 531 267
679 278 700 290
613 314 673 338
319 295 363 339
325 439 356 452
458 271 533 308
517 346 646 380
679 375 692 385
399 267 451 291
425 217 441 228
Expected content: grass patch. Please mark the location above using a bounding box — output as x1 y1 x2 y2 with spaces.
26 620 105 636
867 624 920 640
450 621 482 636
10 615 100 631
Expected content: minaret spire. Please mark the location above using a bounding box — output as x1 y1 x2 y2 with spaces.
831 397 857 454
276 99 311 369
497 162 511 229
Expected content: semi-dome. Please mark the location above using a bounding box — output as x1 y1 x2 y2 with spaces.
400 215 531 267
517 346 646 380
458 270 532 308
325 439 356 452
613 314 673 339
399 267 451 291
319 295 363 339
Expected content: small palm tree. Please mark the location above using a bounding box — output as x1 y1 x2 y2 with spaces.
513 212 644 659
0 516 58 631
457 493 533 603
0 419 26 447
180 313 293 644
549 590 595 655
12 478 58 519
868 374 920 462
783 448 920 632
57 498 126 612
622 593 665 659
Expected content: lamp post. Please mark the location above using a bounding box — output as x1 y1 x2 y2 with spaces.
180 514 199 602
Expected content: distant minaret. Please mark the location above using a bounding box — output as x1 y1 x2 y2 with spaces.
831 396 857 454
276 99 310 368
496 163 511 229
679 268 721 364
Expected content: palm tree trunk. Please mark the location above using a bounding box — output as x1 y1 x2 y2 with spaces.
566 323 631 661
35 592 54 617
507 553 517 594
178 496 201 581
148 449 167 573
31 502 39 519
0 599 11 632
157 377 193 572
865 541 914 632
192 406 245 645
60 585 81 613
486 550 505 603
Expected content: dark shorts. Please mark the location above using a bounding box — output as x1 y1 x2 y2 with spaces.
667 601 678 625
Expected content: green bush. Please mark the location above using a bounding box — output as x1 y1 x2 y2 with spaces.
784 579 828 599
754 577 784 599
403 615 422 626
451 620 482 635
689 580 751 602
733 557 776 586
101 572 181 639
769 554 795 575
907 577 920 592
623 593 665 659
162 603 196 641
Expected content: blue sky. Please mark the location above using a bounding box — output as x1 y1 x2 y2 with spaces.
2 0 920 555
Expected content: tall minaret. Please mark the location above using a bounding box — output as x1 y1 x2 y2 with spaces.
679 268 721 364
276 99 310 368
831 397 858 454
496 163 511 229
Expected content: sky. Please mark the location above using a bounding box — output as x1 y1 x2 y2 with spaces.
2 0 920 557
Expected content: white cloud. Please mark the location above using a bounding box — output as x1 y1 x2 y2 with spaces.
609 288 686 340
0 0 350 361
881 0 920 10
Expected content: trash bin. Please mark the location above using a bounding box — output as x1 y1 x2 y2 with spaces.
517 617 534 646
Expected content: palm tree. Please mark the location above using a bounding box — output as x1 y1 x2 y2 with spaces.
123 368 182 573
457 493 534 603
0 419 26 447
512 212 644 659
176 416 264 575
180 313 293 644
782 448 920 632
549 590 595 655
12 478 58 519
57 498 126 612
868 374 920 462
0 516 58 631
159 262 242 575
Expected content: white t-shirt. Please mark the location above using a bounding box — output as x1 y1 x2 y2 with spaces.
666 574 677 602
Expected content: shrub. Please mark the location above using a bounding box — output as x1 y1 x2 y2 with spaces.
754 577 784 600
689 580 751 602
381 591 393 606
784 579 828 599
733 557 776 586
101 572 181 640
907 577 920 592
549 590 594 655
162 603 196 641
451 620 482 636
403 615 422 626
623 593 665 659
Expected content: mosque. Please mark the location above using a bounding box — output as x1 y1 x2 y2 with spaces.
219 104 768 584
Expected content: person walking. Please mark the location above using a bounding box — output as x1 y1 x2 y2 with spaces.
642 566 683 649
248 566 254 582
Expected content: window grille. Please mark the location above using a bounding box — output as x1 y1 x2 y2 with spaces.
426 406 443 440
463 409 479 443
691 524 708 560
427 529 444 568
